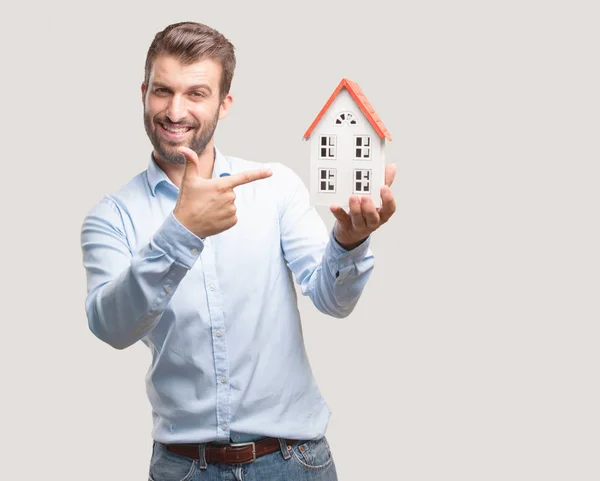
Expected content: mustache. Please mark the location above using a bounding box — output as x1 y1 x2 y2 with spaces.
157 118 199 129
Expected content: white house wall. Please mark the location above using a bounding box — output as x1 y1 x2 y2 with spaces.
309 88 386 208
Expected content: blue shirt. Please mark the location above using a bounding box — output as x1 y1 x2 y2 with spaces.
80 147 374 444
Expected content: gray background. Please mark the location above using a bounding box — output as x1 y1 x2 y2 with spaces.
2 0 599 479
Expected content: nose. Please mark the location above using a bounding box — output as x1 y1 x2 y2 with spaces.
166 95 187 123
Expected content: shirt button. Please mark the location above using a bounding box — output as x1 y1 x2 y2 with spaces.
164 285 172 293
208 285 216 291
220 377 227 384
191 248 199 255
215 330 222 337
221 423 228 430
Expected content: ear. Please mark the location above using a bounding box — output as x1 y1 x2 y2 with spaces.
218 93 233 120
141 83 147 104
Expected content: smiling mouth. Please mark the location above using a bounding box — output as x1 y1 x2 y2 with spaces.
158 122 194 135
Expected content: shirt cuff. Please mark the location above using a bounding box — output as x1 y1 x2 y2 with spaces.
153 211 205 269
325 229 371 281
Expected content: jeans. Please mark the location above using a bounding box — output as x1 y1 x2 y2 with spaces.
148 437 338 481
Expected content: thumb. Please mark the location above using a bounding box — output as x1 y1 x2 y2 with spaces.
384 163 397 187
177 146 200 178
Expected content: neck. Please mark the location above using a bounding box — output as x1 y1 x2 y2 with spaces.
154 142 216 188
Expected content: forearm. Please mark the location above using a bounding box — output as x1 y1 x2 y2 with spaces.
275 164 375 317
82 203 203 349
300 230 374 318
86 246 190 349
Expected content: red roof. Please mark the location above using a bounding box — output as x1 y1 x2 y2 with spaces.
303 78 392 141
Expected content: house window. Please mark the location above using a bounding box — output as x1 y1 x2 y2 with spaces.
318 168 337 193
319 135 336 159
335 111 357 126
353 169 371 194
354 136 371 159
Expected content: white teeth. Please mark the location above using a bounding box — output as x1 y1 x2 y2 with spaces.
162 124 190 133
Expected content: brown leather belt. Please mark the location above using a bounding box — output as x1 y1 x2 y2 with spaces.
162 437 297 465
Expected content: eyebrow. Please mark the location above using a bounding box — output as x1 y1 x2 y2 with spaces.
152 82 213 94
187 84 213 94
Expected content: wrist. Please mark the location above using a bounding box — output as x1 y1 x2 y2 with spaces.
334 234 368 251
333 223 369 251
173 208 207 240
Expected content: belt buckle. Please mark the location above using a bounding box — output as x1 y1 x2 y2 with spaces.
228 441 256 464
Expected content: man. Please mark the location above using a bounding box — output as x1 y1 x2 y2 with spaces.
81 21 396 480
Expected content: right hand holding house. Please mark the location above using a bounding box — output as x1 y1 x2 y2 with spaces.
330 163 397 250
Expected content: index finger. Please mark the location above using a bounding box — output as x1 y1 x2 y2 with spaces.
220 168 273 188
378 185 396 223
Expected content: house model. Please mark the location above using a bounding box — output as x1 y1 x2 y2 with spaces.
303 78 392 208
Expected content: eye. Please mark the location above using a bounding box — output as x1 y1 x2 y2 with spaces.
191 91 206 98
154 87 170 95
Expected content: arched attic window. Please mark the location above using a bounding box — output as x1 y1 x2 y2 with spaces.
335 111 358 126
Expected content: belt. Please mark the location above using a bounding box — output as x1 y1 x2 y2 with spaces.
162 437 297 465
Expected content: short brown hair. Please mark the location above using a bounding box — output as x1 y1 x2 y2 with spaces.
144 22 236 101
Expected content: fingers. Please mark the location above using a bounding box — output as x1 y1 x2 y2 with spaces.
177 146 200 177
332 196 380 230
332 195 386 248
348 196 366 230
361 196 380 229
385 163 397 188
378 185 396 223
221 168 273 189
330 204 352 230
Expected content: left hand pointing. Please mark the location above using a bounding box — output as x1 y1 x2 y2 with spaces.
330 163 397 250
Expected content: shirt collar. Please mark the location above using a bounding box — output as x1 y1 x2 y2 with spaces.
146 146 230 196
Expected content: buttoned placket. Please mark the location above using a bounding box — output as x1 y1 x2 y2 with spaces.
200 236 232 441
153 150 235 441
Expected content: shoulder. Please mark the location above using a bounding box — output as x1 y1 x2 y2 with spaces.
82 170 149 228
228 156 311 224
111 170 151 205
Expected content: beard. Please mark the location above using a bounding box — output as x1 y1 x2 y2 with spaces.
144 107 220 164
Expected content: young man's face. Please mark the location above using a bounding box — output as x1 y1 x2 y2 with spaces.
142 55 232 164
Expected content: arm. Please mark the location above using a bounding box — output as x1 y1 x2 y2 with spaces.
277 166 374 318
80 196 204 350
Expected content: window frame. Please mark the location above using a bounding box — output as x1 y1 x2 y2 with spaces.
353 135 372 160
318 168 337 193
335 111 358 126
353 169 372 194
318 135 337 160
